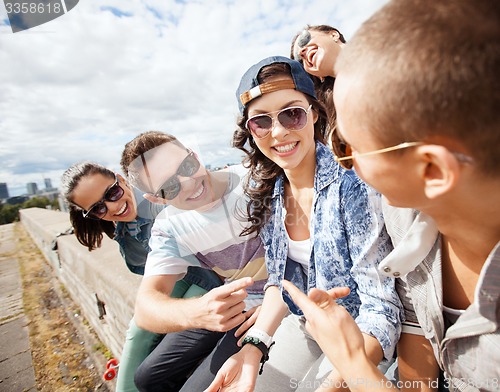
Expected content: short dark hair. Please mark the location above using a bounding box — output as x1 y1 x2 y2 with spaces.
336 0 500 175
121 131 185 192
120 131 182 176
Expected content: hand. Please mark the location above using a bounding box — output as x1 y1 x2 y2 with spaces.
282 280 366 369
204 345 262 392
194 277 254 332
234 305 261 343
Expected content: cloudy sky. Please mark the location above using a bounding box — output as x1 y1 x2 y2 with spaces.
0 0 387 197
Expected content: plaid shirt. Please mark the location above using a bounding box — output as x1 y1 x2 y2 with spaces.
261 141 403 361
381 206 500 392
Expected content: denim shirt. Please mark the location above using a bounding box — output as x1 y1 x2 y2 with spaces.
114 187 165 275
114 217 154 275
261 141 403 360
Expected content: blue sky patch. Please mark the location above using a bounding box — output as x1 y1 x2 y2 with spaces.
100 6 133 18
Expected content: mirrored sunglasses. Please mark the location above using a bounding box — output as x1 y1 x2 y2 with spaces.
82 177 124 219
154 150 200 200
245 105 312 139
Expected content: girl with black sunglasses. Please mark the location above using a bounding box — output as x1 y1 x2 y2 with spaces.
290 24 348 160
61 161 222 392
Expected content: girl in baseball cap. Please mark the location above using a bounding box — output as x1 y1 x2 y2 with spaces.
206 57 402 391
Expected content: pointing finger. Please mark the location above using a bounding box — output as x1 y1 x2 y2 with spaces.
282 280 316 312
214 277 254 299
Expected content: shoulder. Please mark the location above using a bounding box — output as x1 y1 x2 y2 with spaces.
322 168 370 201
314 142 364 194
134 187 166 219
226 163 248 177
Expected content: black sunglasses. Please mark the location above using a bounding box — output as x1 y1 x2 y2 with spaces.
293 29 312 61
82 177 124 219
153 150 200 200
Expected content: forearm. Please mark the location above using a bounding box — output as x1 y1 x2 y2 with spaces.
316 334 385 392
134 275 251 334
237 285 289 364
252 285 289 335
134 287 200 333
318 354 395 392
340 357 396 392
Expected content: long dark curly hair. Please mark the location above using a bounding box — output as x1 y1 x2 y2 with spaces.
233 62 328 236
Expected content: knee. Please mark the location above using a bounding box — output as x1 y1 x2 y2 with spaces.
134 361 155 392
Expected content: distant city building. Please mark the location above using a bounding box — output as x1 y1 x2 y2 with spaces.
44 178 52 189
0 182 9 199
6 195 29 205
27 182 38 195
37 189 60 202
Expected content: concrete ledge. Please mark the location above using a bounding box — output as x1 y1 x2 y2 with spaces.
19 208 141 359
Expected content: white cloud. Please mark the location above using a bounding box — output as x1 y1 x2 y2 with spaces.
0 0 387 196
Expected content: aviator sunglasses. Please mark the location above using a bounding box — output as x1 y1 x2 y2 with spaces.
333 140 424 170
152 150 200 200
245 105 312 139
333 140 474 170
82 176 124 219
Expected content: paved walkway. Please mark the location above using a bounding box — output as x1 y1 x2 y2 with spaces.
0 223 37 392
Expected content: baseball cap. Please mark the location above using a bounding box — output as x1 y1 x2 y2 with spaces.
236 56 317 114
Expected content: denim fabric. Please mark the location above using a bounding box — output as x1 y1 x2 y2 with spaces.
182 266 223 292
261 141 403 360
115 217 153 275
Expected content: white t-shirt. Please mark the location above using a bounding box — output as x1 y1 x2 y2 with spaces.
146 164 267 307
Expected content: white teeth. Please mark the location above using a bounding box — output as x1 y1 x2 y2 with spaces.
116 203 127 216
275 142 297 153
189 183 204 200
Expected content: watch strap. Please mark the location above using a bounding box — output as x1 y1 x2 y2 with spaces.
241 336 275 375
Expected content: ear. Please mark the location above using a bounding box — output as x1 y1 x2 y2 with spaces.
311 107 319 124
143 193 168 205
331 30 340 42
416 145 461 199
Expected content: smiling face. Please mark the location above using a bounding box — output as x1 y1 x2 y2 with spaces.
334 73 427 208
246 78 318 172
139 142 212 210
294 29 343 78
71 173 137 222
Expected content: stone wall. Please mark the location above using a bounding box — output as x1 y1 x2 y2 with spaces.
19 207 141 359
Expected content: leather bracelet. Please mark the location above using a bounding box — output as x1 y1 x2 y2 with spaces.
242 336 275 375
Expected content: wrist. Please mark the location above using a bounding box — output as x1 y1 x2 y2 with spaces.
241 342 265 361
188 297 208 330
241 335 275 375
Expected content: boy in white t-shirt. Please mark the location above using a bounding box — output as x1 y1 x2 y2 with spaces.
121 131 267 391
